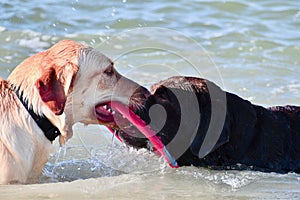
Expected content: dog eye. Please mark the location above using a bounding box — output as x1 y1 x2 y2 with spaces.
104 66 114 76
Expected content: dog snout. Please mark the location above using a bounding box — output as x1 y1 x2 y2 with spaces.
128 85 150 111
114 75 150 102
131 86 150 101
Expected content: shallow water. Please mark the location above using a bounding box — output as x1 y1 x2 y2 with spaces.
0 0 300 199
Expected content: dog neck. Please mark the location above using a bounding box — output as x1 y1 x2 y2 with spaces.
12 86 61 142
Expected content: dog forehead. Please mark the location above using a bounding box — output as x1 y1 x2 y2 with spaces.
79 47 112 70
150 76 197 94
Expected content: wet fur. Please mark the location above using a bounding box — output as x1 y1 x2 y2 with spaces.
0 40 143 184
122 76 300 173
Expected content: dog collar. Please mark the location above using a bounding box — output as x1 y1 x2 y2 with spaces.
12 86 61 142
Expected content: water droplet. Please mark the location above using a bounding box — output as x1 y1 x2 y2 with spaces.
5 36 11 42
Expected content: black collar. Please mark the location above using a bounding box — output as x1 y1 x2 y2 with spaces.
12 86 61 142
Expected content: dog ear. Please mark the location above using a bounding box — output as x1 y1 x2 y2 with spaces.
35 68 67 115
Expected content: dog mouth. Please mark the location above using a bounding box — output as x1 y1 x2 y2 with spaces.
95 101 178 168
94 103 115 123
95 102 129 129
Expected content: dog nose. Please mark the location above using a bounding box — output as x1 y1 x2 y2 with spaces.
129 86 152 124
133 86 150 100
140 86 150 97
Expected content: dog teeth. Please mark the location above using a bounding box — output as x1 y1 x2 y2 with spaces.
102 104 115 114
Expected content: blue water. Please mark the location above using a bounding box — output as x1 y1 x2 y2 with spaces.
0 0 300 199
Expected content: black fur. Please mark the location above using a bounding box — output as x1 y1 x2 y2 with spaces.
118 76 300 173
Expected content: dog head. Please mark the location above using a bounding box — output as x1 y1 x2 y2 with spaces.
107 76 231 166
8 40 149 144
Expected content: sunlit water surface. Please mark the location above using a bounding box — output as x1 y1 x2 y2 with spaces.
0 0 300 199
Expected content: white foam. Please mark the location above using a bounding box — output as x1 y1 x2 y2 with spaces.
0 26 6 32
18 37 50 49
64 33 79 38
271 83 300 95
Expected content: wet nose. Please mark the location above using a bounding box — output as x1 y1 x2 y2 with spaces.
131 86 150 101
129 86 150 110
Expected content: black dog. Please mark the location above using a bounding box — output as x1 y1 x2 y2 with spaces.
115 76 300 173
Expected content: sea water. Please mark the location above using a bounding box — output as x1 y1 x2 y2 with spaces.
0 0 300 199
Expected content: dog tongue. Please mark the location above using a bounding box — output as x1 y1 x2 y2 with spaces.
110 102 178 168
